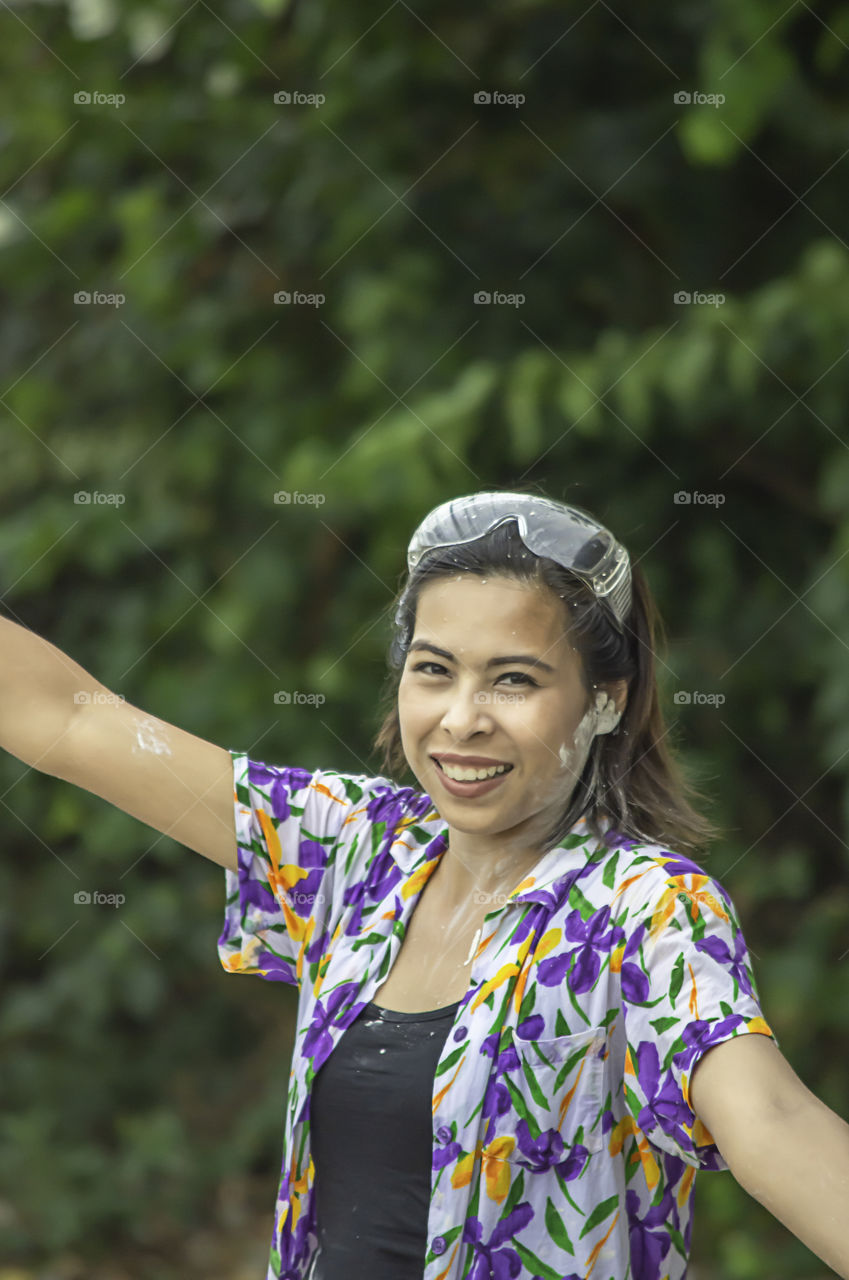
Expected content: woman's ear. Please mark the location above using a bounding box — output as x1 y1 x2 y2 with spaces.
594 680 628 735
610 678 628 717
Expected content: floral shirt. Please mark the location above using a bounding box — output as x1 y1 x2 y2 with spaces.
217 750 775 1280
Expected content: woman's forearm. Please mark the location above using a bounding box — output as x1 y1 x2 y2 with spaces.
0 612 100 772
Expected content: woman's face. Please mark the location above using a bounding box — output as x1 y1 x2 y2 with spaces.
397 573 614 851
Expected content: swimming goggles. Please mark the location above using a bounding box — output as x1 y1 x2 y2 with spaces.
404 491 632 632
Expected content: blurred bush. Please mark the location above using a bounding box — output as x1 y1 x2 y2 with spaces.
1 0 848 1276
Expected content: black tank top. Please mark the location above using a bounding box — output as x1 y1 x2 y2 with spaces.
309 997 462 1280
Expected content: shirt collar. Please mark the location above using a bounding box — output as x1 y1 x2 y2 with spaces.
388 800 611 906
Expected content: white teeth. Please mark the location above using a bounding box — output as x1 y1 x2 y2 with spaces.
439 762 511 782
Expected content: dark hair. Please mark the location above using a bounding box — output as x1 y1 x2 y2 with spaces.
371 508 721 854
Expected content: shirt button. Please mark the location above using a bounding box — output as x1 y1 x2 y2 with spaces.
436 1125 452 1144
432 1235 447 1255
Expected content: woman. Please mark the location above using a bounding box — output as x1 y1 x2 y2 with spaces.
2 489 848 1280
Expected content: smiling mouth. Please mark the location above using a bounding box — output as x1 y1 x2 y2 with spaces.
432 758 514 782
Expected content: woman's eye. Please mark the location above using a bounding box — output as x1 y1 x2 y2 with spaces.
412 661 447 676
500 671 539 687
410 662 538 688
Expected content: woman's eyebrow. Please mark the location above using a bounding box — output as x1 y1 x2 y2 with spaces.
408 640 555 674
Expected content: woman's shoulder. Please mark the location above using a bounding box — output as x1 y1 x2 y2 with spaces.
594 826 734 917
230 748 443 838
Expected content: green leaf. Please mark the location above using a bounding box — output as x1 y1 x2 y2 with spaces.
545 1196 575 1254
513 1240 564 1280
502 1169 525 1219
569 883 596 921
579 1192 620 1239
519 1054 551 1109
669 953 685 1005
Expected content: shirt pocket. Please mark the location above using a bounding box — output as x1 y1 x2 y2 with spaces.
497 1025 607 1166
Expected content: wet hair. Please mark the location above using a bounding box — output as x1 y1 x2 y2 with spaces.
371 510 721 854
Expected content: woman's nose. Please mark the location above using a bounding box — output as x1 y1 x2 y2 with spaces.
439 687 494 738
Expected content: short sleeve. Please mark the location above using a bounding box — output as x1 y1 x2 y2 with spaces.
619 864 777 1170
217 750 353 988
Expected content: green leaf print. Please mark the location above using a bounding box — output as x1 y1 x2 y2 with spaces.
663 1035 687 1072
650 1016 679 1035
602 851 619 888
425 1223 463 1264
406 823 436 841
567 972 592 1025
520 1055 551 1109
554 1008 572 1036
502 1169 525 1218
569 882 596 920
513 1240 565 1280
545 1195 575 1254
434 1043 466 1077
668 1223 688 1259
670 952 685 1004
562 832 590 849
503 1074 541 1137
579 1192 620 1238
351 930 388 950
341 778 364 803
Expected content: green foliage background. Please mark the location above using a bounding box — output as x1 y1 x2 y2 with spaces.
1 0 848 1276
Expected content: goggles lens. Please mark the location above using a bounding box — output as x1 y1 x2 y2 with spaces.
405 492 632 630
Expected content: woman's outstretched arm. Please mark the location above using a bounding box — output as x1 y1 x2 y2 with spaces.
691 1031 849 1278
0 612 238 871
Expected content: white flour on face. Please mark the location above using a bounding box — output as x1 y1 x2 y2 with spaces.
130 716 173 758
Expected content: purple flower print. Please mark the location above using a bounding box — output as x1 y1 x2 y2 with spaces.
247 762 313 821
621 962 650 1003
621 921 650 1002
366 784 433 834
633 1042 693 1141
674 1014 746 1096
234 873 279 918
463 1203 534 1280
433 1140 463 1171
603 830 641 850
514 1120 590 1179
538 906 624 994
301 981 360 1069
515 1013 546 1040
627 1188 674 1280
286 838 329 918
694 932 753 996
